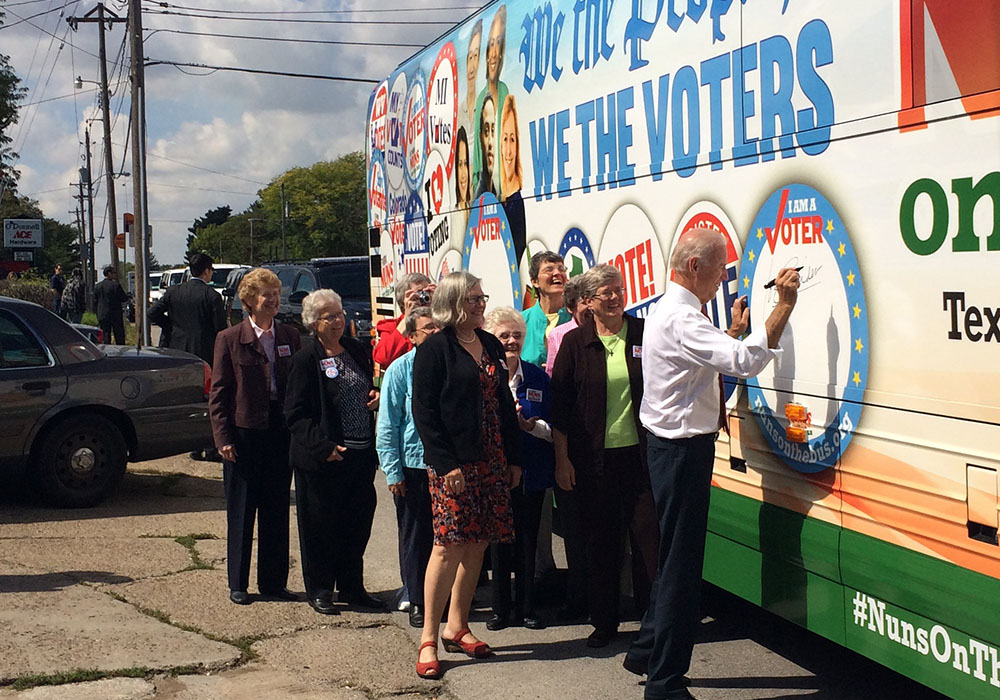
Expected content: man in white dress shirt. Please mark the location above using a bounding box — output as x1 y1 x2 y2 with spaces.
626 227 800 699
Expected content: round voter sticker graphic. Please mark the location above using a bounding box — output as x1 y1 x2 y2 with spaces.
436 249 463 281
404 72 427 193
427 42 458 180
422 150 454 278
559 227 596 278
368 80 388 161
741 184 869 473
367 154 386 228
463 193 520 310
597 204 665 317
385 72 408 192
670 201 742 406
403 193 430 277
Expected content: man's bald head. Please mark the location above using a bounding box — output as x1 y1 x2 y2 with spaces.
669 227 726 273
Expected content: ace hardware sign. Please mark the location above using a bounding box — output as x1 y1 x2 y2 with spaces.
4 219 44 248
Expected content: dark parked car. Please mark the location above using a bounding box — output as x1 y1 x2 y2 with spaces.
221 266 251 327
0 296 213 507
263 257 372 338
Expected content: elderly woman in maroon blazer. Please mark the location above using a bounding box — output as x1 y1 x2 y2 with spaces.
209 267 301 605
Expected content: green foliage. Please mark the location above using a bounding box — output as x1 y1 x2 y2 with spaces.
185 205 231 260
187 152 367 264
0 189 81 273
0 277 53 309
1 39 27 193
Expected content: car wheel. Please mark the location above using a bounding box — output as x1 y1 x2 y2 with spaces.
34 415 127 507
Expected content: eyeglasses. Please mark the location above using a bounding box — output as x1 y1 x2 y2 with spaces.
415 324 438 335
466 294 490 306
495 331 523 341
318 312 346 323
591 287 626 301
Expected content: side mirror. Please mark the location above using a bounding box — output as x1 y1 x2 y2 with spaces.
288 289 307 305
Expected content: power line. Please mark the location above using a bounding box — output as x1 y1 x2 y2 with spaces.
144 27 427 49
145 59 381 85
1 5 101 58
0 0 81 28
146 180 258 196
141 8 460 25
141 1 483 14
112 142 269 186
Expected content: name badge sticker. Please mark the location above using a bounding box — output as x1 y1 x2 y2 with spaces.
632 345 643 358
277 344 291 357
320 357 339 379
499 359 508 371
526 388 543 403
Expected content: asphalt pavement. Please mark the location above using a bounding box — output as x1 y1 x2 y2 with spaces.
0 454 946 699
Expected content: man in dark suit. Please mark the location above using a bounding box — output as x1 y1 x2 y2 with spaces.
149 253 226 364
93 264 127 344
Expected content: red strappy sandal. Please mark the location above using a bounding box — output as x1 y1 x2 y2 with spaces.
441 627 492 658
416 640 441 679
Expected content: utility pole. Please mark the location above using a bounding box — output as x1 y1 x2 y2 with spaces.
128 0 150 345
84 130 97 303
67 4 127 275
248 218 263 265
280 182 287 260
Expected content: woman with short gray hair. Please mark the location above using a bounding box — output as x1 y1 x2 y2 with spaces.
374 273 434 370
410 271 522 678
285 289 383 616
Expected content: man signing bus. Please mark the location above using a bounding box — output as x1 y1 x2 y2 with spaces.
627 227 800 700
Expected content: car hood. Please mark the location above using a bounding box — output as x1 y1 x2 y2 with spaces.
99 344 206 364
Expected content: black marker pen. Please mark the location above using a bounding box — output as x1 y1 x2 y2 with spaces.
763 266 803 289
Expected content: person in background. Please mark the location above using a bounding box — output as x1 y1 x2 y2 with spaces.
50 264 66 318
411 271 522 679
285 289 384 616
545 275 592 378
373 273 434 371
62 268 86 324
93 265 127 344
376 306 440 629
149 252 226 364
209 268 300 606
498 94 525 266
453 127 472 238
625 229 800 700
462 20 482 130
520 251 570 369
474 93 497 199
482 306 554 632
549 263 659 648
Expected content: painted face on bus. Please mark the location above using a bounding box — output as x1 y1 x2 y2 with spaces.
487 14 504 84
481 98 496 174
457 138 470 202
501 111 517 184
466 30 481 92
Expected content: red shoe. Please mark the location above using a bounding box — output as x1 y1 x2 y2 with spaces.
416 640 441 679
442 627 491 658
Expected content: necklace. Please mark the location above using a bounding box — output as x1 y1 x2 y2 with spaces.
456 330 477 343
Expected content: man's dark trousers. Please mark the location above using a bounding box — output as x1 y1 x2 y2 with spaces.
629 431 716 699
393 467 433 607
99 316 125 345
223 417 292 594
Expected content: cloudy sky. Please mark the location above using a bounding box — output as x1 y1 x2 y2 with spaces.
3 0 479 268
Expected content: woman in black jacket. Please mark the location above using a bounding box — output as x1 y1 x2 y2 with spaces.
284 289 383 616
411 271 522 679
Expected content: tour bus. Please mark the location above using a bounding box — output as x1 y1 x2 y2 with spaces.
365 2 999 697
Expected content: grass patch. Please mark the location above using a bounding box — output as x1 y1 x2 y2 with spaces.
175 533 218 570
7 666 148 691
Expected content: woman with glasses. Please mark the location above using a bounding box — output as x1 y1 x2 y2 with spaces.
284 289 384 616
482 306 555 632
549 264 659 648
411 272 522 679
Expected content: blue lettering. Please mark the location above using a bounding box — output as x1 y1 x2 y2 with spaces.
529 114 557 200
575 100 596 192
795 19 834 156
573 0 615 75
596 94 617 190
642 74 670 181
616 86 636 187
625 0 664 71
700 52 730 171
520 3 566 93
732 45 759 166
557 109 573 196
759 35 796 161
687 0 708 23
667 0 684 31
671 65 700 177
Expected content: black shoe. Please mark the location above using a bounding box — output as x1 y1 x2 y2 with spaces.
585 628 617 648
522 615 546 630
229 590 249 605
340 591 387 611
622 652 648 676
486 612 510 631
408 604 424 628
260 588 298 601
308 597 339 615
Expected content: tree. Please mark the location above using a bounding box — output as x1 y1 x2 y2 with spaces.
186 205 231 260
1 12 28 195
0 190 81 273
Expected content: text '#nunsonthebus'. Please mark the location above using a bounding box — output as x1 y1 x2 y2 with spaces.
365 1 1000 697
